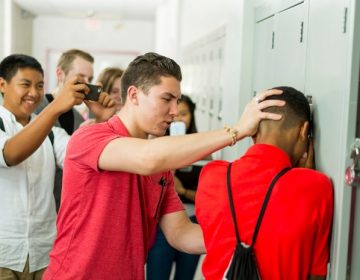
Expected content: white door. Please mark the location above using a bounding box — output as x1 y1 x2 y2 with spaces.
272 2 307 91
252 15 275 93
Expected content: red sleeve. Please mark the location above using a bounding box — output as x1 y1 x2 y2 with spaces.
310 176 334 275
67 123 119 172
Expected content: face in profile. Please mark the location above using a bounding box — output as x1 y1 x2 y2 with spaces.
136 76 181 138
0 68 44 125
174 101 192 131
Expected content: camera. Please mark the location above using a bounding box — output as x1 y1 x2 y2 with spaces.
76 82 102 101
84 83 102 101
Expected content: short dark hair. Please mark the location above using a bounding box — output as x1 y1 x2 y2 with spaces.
121 52 182 97
263 86 311 129
0 54 44 82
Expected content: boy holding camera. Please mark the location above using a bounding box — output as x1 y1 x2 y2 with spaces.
0 54 114 279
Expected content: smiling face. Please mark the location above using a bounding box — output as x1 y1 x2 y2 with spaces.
0 67 44 125
134 76 181 138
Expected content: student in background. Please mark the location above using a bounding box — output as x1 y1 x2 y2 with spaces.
35 49 95 134
97 67 124 112
35 49 115 211
147 94 203 280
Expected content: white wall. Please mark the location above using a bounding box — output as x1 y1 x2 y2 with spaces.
0 1 4 59
155 0 180 59
32 16 155 91
0 0 33 59
177 0 255 160
12 2 33 55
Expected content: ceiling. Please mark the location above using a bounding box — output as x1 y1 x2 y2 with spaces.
13 0 166 21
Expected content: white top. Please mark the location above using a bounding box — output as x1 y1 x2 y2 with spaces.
0 106 69 272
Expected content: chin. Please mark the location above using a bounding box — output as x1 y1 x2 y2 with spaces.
152 130 167 137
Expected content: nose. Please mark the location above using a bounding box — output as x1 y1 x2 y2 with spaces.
170 101 179 117
28 85 41 98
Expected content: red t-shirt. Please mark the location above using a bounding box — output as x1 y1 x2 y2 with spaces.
196 144 333 280
43 116 184 280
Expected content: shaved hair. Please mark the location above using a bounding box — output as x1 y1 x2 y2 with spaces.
261 86 311 130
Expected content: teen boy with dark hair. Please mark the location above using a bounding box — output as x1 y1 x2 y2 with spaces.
196 87 333 280
0 54 114 279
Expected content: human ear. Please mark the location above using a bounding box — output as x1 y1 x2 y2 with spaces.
0 77 7 93
127 85 139 105
56 67 65 84
299 121 310 142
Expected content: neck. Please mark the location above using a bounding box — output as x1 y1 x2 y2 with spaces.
254 130 297 165
117 107 148 139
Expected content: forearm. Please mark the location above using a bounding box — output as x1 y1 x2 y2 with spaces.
3 104 60 166
179 189 196 202
100 127 239 175
165 222 205 254
160 211 205 255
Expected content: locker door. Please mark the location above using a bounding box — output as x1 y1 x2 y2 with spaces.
272 2 307 91
305 0 355 279
253 15 275 93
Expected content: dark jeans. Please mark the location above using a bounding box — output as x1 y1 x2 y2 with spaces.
146 215 200 280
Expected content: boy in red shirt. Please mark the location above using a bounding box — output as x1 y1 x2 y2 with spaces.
43 53 286 280
196 87 333 280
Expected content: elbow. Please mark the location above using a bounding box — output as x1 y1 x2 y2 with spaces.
3 154 23 166
137 149 166 175
138 157 164 175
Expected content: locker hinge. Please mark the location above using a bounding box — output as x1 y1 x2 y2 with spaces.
300 21 304 42
343 7 348 34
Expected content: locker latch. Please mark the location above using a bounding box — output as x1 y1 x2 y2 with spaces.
345 139 360 187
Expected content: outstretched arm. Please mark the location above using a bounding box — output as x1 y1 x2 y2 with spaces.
99 89 285 175
3 76 87 166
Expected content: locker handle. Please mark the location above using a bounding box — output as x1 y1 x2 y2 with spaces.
300 22 304 43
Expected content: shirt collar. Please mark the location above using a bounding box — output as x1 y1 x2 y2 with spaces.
0 105 36 126
108 115 131 137
243 144 292 167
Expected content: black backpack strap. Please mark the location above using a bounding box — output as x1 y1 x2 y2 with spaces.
46 94 54 103
48 130 54 146
251 166 291 246
0 117 4 132
226 163 291 247
226 162 242 244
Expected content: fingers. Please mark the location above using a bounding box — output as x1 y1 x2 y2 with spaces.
307 139 314 160
260 112 283 121
254 89 283 102
98 92 115 107
258 99 285 110
107 99 116 108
